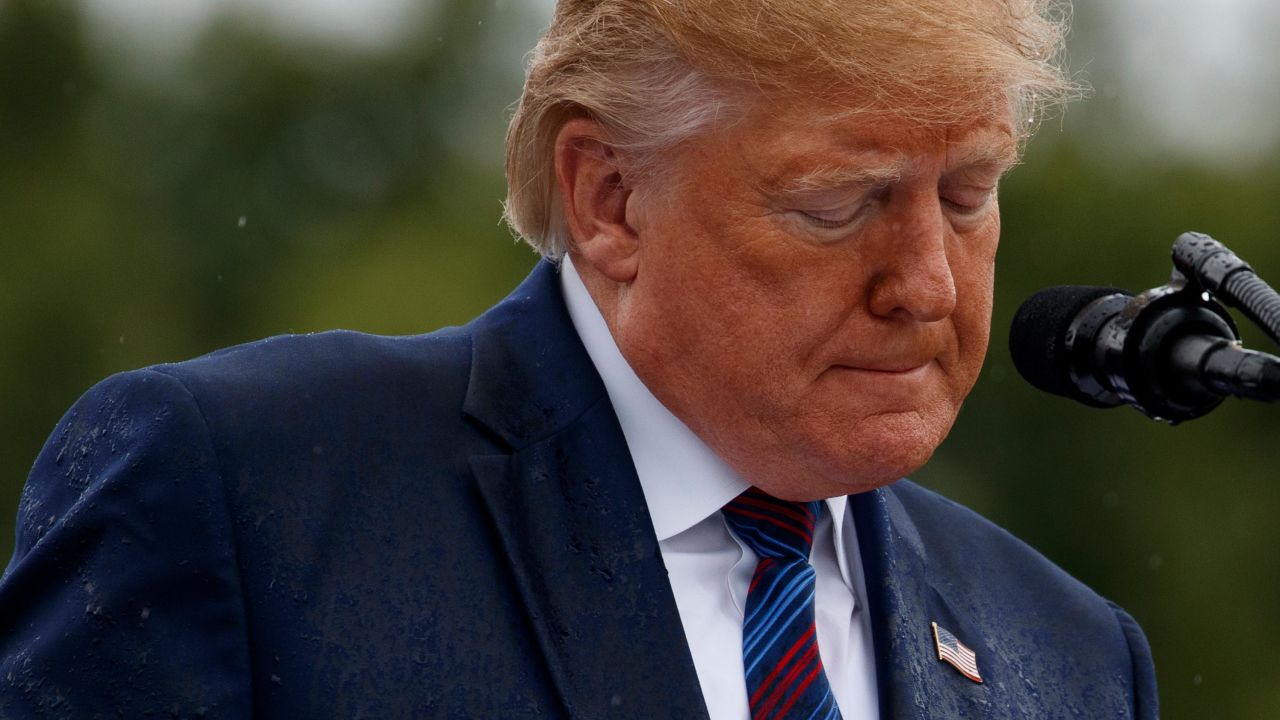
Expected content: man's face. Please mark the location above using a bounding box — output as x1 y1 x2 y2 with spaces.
612 97 1017 500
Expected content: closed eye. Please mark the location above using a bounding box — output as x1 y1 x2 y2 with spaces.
793 186 887 231
940 187 996 218
799 208 864 229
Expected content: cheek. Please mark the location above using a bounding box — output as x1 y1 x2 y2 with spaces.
949 237 998 381
665 237 823 351
958 259 995 320
950 212 999 302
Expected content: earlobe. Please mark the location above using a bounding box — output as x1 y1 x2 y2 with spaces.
554 118 640 283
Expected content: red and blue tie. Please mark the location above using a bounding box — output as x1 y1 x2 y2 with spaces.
723 487 844 720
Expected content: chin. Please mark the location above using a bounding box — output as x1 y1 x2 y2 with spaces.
805 412 950 495
722 405 956 501
750 440 933 502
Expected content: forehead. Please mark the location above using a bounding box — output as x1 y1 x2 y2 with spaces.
699 97 1019 189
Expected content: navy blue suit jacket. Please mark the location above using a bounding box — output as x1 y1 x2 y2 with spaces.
1 261 1157 718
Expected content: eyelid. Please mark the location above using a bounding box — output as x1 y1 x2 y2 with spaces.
941 186 996 216
792 185 887 230
800 209 862 229
943 163 1010 192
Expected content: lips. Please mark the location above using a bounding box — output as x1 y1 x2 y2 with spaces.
831 357 938 374
825 329 948 376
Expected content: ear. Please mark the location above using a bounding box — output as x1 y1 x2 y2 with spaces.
554 117 640 283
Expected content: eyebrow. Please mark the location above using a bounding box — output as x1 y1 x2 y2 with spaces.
761 130 1020 198
763 157 908 197
946 132 1021 173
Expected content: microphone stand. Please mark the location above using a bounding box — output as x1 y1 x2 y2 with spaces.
1138 233 1280 420
1174 232 1280 346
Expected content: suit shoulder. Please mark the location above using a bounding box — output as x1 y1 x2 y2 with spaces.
886 480 1155 714
885 479 1141 643
111 327 483 465
890 479 1102 601
892 481 1150 666
153 327 472 396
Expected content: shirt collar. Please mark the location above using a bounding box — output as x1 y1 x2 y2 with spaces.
826 495 853 589
560 256 855 574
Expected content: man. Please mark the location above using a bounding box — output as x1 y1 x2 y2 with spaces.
1 0 1156 718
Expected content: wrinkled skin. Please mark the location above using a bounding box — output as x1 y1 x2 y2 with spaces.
560 97 1018 501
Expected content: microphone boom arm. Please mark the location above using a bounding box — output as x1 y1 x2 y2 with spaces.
1173 232 1280 347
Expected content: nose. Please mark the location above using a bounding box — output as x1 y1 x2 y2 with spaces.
867 194 957 322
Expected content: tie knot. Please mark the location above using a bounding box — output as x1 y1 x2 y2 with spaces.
722 487 821 561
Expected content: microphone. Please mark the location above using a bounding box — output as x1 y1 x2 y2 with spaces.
1009 284 1280 423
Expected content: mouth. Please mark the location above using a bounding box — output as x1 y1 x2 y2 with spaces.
831 359 936 376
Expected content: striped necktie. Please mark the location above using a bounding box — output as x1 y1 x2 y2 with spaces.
722 487 844 720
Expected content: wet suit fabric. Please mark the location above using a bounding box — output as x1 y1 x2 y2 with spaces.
0 260 1157 718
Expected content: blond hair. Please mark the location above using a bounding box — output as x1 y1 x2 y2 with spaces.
504 0 1079 257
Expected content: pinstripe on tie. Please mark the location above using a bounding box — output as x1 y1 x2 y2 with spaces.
722 487 844 720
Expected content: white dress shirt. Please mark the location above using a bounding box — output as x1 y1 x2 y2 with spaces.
559 257 880 719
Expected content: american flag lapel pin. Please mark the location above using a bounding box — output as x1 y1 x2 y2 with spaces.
932 621 983 683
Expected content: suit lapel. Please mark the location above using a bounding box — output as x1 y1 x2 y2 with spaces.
852 484 993 719
464 261 708 720
462 262 996 719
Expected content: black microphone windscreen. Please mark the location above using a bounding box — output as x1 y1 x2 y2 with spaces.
1009 285 1128 401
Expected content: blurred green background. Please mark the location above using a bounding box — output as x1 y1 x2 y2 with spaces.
2 0 1277 715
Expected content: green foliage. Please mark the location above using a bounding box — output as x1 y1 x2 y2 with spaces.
1 0 1276 715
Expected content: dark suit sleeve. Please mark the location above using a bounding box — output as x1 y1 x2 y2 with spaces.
0 369 252 718
1109 601 1159 720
